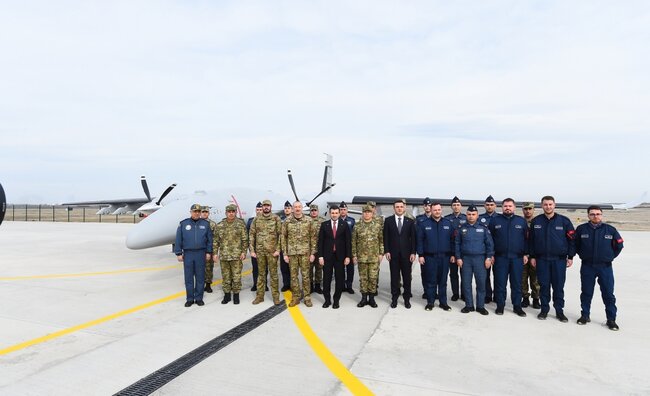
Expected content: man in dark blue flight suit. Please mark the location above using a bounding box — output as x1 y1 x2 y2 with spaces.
445 196 467 301
175 203 213 307
455 205 494 315
417 202 455 311
529 195 576 322
479 195 498 304
488 198 528 317
575 205 624 331
416 197 433 299
279 200 293 292
339 201 357 294
247 202 267 292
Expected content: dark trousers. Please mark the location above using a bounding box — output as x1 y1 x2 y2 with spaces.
424 255 450 304
322 258 345 303
461 255 487 309
345 262 355 289
485 267 494 300
280 251 291 288
494 256 524 308
536 258 567 314
580 263 616 320
183 250 206 302
449 262 463 297
389 254 413 300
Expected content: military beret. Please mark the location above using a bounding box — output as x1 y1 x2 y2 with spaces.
339 201 347 208
225 204 237 212
256 202 263 208
309 204 318 211
467 205 479 212
523 202 535 209
362 204 373 212
284 200 292 208
485 195 495 203
367 201 376 207
190 203 202 211
423 197 431 205
451 196 461 204
262 199 272 206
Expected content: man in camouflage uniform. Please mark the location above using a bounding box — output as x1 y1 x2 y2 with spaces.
309 203 326 294
282 201 318 307
249 199 282 305
352 204 384 308
367 201 384 295
213 204 248 304
246 202 265 292
200 206 218 293
521 202 540 309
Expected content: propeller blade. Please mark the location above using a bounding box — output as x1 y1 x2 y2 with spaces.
140 175 152 201
155 183 177 206
287 170 300 202
306 183 336 206
0 181 5 226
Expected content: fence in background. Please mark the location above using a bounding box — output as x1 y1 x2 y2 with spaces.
5 204 142 224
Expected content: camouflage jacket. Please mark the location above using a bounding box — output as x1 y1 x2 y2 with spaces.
352 219 384 262
249 213 281 254
311 215 326 236
282 214 317 256
214 218 248 260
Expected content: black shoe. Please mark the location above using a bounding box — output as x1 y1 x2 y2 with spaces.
451 294 459 302
556 312 568 323
495 307 504 315
368 295 378 308
404 299 411 309
347 287 355 294
221 293 231 304
425 303 434 311
439 304 452 311
477 307 489 316
484 297 492 304
421 293 427 299
537 312 548 320
314 284 323 294
281 285 291 292
196 300 205 306
577 316 590 325
204 283 213 293
250 285 257 292
184 301 194 307
333 302 340 309
606 320 619 331
323 301 331 308
357 294 367 308
521 297 530 308
233 293 240 305
514 307 527 317
532 299 541 309
390 301 398 308
461 307 475 313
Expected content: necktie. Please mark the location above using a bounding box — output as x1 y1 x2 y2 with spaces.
332 221 337 251
398 217 403 234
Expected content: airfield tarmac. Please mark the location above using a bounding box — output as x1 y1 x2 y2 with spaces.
1 221 649 395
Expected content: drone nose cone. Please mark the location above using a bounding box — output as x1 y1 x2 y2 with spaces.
126 227 148 250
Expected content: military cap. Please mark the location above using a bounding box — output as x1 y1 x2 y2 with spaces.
367 201 376 207
309 204 319 211
262 199 272 206
225 204 237 212
523 202 535 209
190 203 202 211
451 196 461 204
423 197 431 205
339 201 348 208
256 201 263 208
467 205 479 212
200 205 211 212
485 195 495 203
284 200 292 208
362 204 373 212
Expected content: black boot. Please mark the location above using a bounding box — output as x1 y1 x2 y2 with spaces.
357 294 368 308
521 297 530 308
314 284 323 294
204 283 213 293
368 294 378 308
221 293 231 304
532 298 541 309
233 293 240 305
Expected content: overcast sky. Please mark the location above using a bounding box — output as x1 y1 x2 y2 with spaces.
1 1 649 205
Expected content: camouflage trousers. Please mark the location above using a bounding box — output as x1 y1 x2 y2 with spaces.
290 255 312 302
358 261 380 294
220 259 243 293
257 253 279 301
310 261 323 285
205 258 214 284
522 261 540 299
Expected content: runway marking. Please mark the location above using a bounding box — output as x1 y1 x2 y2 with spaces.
114 302 286 395
283 291 374 396
0 270 251 356
0 264 182 281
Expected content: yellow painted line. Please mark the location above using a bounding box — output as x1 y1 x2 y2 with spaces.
283 291 374 396
0 264 182 281
0 269 253 356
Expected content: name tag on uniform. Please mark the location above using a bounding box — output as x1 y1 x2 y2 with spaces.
476 228 484 233
443 226 450 230
555 226 563 230
515 225 522 229
199 225 206 229
534 225 542 229
425 227 432 230
605 235 613 239
494 225 502 229
581 234 589 239
460 220 466 224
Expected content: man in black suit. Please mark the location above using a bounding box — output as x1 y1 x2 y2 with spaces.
317 206 352 309
383 199 417 308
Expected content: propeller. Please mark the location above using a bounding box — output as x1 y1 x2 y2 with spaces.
307 184 336 206
287 170 300 202
140 176 152 201
155 183 177 206
0 181 5 226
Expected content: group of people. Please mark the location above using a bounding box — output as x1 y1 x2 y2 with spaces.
173 195 624 331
